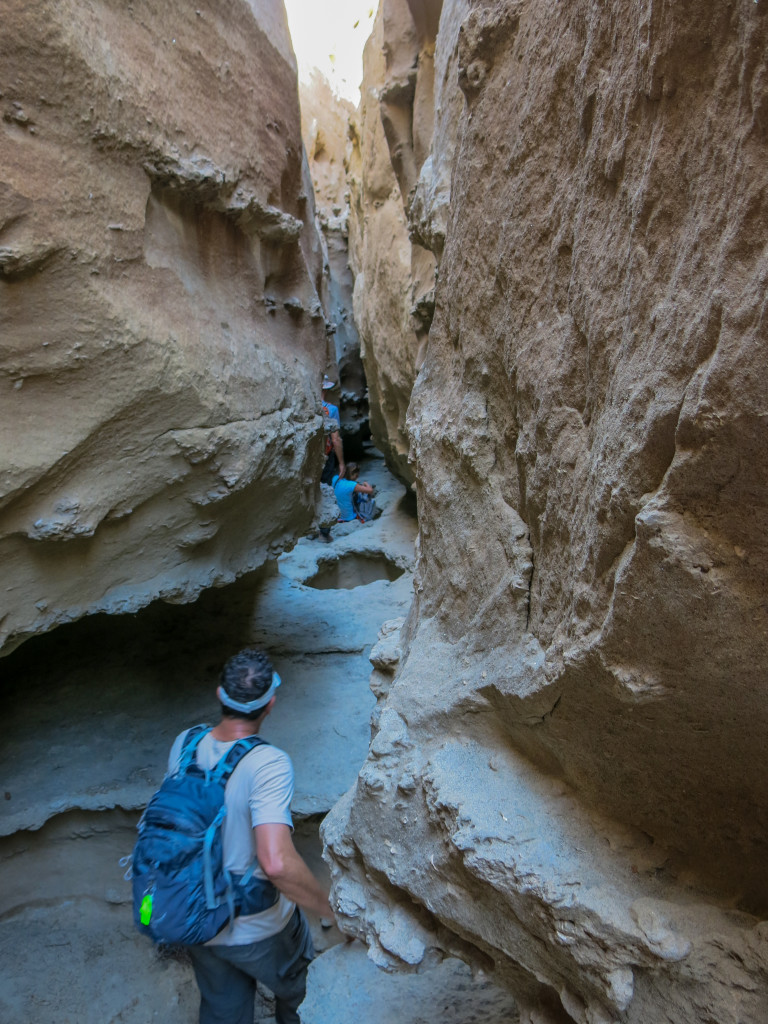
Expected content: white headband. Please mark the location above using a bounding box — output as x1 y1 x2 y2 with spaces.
217 672 281 713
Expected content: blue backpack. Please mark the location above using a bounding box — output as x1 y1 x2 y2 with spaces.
131 724 279 945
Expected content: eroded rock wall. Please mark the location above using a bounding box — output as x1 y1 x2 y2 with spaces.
0 0 327 655
300 72 368 451
347 9 416 484
347 0 467 484
326 1 768 1021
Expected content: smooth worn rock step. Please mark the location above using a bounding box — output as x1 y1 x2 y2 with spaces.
301 942 520 1024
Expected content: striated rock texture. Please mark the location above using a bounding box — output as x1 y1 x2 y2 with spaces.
346 8 415 485
0 0 327 656
347 0 467 485
301 72 368 452
325 1 768 1022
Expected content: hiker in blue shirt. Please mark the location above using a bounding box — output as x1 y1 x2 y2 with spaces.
333 461 375 522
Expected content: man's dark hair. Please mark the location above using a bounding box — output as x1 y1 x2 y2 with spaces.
219 648 274 721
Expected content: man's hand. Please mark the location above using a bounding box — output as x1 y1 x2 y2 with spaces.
254 823 332 918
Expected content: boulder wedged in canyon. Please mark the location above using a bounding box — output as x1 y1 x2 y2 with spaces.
0 0 328 656
325 1 768 1021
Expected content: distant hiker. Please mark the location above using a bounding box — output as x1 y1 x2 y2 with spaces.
142 648 331 1024
320 374 345 486
318 375 346 542
333 461 378 522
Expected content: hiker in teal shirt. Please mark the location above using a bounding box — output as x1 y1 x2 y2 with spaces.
333 462 374 522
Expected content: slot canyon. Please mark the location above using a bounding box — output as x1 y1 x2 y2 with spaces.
1 1 767 1023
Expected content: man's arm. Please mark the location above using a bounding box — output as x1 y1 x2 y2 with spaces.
331 431 346 478
254 823 332 917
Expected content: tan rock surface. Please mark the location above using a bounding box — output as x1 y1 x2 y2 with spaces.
301 71 354 219
300 72 368 448
0 0 327 655
326 1 768 1021
347 10 415 485
347 0 468 485
346 7 419 485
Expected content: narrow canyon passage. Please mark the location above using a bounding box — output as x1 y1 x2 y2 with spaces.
0 454 407 1020
2 0 767 1020
0 454 515 1022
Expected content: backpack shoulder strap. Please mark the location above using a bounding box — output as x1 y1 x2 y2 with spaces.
177 724 212 773
212 735 270 785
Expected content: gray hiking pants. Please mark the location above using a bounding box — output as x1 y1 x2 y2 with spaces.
187 908 315 1024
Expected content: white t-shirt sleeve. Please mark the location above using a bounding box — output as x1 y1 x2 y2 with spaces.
249 748 294 829
167 730 188 775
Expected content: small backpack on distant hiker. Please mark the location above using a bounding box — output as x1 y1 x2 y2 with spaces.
353 490 378 522
129 724 278 945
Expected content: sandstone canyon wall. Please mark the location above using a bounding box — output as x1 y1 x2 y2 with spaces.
346 0 468 485
300 72 368 452
326 1 768 1022
0 0 329 656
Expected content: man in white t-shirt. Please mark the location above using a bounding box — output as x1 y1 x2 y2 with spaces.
169 648 332 1024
